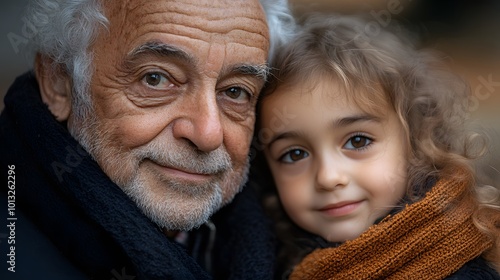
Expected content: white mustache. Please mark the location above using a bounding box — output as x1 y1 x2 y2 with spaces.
133 140 232 175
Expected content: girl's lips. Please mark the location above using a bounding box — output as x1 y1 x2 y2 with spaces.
319 200 363 217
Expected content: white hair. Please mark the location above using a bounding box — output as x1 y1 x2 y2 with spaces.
26 0 107 120
259 0 297 63
26 0 296 119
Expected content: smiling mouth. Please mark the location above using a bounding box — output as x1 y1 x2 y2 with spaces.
319 201 363 217
147 160 216 182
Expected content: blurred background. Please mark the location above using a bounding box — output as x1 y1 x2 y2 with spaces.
1 0 499 183
1 0 33 109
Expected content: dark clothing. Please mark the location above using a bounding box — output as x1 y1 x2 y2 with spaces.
448 257 500 279
0 72 275 279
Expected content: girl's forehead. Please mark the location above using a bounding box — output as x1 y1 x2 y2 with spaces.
276 78 346 103
262 83 360 128
269 73 392 117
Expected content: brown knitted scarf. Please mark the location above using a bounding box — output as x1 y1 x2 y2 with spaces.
290 175 493 280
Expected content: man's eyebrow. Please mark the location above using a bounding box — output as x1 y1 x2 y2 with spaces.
228 64 270 82
126 41 196 65
125 41 269 81
333 114 381 127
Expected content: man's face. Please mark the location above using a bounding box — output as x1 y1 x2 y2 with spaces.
68 0 269 230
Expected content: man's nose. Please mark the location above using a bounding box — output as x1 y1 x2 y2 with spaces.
315 155 349 191
172 91 223 152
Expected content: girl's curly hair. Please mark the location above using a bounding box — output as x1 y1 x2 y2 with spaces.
253 14 500 277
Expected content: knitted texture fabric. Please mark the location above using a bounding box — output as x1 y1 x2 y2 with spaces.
290 174 493 280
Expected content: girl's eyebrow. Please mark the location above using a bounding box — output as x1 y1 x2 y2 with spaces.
264 114 380 148
265 130 307 148
333 114 381 128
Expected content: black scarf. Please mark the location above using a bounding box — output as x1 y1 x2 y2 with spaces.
0 72 275 279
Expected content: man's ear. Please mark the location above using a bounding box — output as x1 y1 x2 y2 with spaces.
35 54 72 122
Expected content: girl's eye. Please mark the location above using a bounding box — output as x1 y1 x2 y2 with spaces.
142 72 172 89
344 135 372 150
280 149 309 163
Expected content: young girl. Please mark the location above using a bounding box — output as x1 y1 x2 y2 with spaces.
253 14 500 279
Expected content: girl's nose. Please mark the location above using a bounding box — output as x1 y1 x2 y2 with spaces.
315 155 349 191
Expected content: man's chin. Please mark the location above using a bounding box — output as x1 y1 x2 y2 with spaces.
107 157 249 231
121 174 224 231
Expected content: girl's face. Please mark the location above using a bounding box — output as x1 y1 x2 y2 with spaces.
260 77 408 242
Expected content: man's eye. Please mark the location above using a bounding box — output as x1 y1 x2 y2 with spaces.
280 149 309 163
223 87 251 102
344 135 372 150
142 72 171 89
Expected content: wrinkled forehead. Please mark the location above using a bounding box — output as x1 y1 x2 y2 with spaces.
101 0 269 53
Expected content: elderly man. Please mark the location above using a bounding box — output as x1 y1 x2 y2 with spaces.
0 0 295 279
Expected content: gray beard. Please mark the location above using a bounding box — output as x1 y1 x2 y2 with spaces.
68 104 249 231
123 170 224 230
